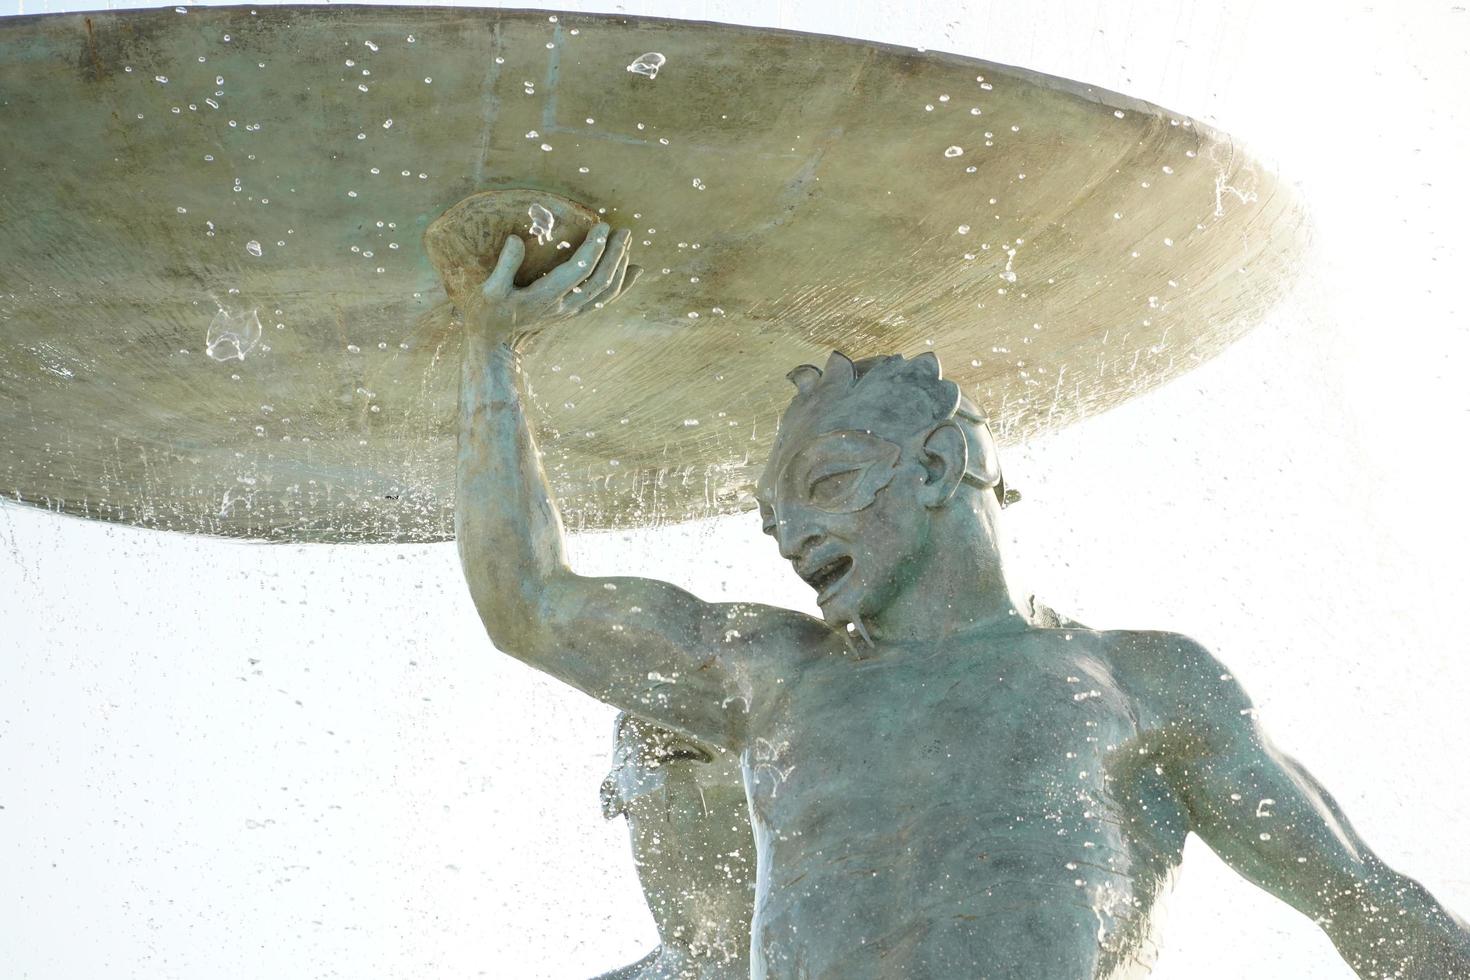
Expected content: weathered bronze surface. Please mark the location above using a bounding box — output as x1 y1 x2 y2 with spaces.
0 5 1307 542
454 228 1470 977
594 713 752 979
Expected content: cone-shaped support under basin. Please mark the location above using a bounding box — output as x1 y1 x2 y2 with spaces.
0 5 1308 542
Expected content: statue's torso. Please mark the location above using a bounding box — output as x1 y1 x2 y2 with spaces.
744 628 1189 979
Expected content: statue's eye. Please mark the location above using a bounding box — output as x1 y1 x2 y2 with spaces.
807 467 862 507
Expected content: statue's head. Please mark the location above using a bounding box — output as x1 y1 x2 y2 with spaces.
755 351 1007 634
599 714 753 959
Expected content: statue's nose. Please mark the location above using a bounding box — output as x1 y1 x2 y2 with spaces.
774 513 821 562
599 777 624 819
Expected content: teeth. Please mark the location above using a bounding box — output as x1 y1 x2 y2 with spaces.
805 557 849 592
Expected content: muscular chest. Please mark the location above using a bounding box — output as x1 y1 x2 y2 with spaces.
750 643 1139 815
741 636 1190 978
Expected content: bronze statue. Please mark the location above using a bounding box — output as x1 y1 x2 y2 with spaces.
595 598 1075 978
456 225 1470 978
593 713 753 979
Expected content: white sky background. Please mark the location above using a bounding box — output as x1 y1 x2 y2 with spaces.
2 0 1468 977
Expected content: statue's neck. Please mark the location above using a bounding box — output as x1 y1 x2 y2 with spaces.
864 504 1027 645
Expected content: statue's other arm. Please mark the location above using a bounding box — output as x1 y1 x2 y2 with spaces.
1145 634 1470 979
456 225 818 749
590 949 657 980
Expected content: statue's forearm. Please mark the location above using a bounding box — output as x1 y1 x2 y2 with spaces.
1328 866 1470 979
455 333 571 640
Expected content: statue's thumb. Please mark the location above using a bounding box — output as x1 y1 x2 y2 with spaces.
485 235 525 296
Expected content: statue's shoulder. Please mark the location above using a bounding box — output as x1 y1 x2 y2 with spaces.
1090 629 1251 727
589 948 658 980
717 601 840 664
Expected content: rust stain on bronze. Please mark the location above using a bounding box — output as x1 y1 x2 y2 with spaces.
82 17 104 83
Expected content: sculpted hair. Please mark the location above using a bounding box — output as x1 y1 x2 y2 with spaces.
613 712 715 765
781 351 1013 506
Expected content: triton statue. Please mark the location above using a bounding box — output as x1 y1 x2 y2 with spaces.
593 713 753 980
456 224 1470 978
595 596 1074 979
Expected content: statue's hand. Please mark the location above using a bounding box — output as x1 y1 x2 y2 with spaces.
466 221 640 348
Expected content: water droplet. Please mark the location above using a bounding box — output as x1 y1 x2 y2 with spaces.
528 203 555 245
626 52 666 79
206 308 263 362
957 224 971 235
944 146 964 158
245 240 263 257
382 119 393 129
364 40 379 52
154 75 169 84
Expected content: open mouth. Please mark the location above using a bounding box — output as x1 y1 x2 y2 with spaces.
801 555 853 601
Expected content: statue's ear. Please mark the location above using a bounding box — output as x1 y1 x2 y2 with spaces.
917 420 968 508
968 418 1003 492
786 364 822 395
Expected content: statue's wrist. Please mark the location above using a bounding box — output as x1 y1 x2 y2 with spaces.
464 314 516 352
487 338 520 366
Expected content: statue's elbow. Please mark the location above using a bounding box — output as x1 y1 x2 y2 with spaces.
468 575 568 663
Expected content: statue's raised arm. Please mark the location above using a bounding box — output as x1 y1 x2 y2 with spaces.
454 224 823 748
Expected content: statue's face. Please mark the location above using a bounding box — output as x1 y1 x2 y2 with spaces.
756 427 933 631
600 728 713 822
600 724 753 942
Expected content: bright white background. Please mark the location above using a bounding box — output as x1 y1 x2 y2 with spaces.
3 1 1468 977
